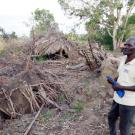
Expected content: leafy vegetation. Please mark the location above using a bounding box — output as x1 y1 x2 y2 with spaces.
38 110 54 124
0 27 17 40
72 100 84 113
58 0 135 50
31 8 59 37
1 1 135 51
59 112 80 123
31 55 48 62
57 95 66 104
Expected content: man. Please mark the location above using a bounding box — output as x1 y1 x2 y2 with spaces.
107 36 135 135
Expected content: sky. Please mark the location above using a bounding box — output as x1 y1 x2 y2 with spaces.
0 0 86 36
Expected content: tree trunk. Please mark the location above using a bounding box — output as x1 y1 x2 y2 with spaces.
113 37 117 50
112 24 118 50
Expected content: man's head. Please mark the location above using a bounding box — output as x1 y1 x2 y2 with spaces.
122 36 135 57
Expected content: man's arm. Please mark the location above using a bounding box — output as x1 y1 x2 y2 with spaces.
113 85 135 92
110 76 135 92
107 76 118 84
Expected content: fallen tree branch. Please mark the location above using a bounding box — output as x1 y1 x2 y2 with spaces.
45 96 62 110
39 84 62 110
24 103 45 135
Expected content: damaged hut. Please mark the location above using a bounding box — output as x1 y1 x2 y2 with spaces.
32 32 80 60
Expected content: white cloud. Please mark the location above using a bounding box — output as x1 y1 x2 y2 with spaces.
0 0 86 36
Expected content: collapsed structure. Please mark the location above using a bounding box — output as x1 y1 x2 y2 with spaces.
0 32 111 119
31 32 80 60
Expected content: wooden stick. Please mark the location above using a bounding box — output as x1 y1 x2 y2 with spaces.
88 38 98 68
2 88 16 118
45 97 62 110
24 103 45 135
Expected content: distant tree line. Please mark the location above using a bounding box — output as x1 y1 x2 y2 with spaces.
0 27 17 40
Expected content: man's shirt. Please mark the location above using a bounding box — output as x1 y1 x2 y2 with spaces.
113 55 135 106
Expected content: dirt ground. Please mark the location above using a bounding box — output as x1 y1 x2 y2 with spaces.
0 58 115 135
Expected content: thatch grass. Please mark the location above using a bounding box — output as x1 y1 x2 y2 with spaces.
34 32 78 56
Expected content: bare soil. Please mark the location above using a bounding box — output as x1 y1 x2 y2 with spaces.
0 59 114 135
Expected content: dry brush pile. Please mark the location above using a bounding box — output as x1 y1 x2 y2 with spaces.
0 32 115 120
0 39 70 119
0 33 123 135
0 60 70 118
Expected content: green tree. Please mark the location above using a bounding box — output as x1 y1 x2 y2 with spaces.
123 13 135 39
0 27 9 40
10 32 18 39
31 8 59 36
58 0 135 50
65 28 86 42
0 27 18 40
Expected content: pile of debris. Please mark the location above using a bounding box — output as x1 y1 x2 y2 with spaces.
20 32 108 72
0 32 124 135
0 32 114 119
78 42 107 71
0 61 68 118
23 32 80 61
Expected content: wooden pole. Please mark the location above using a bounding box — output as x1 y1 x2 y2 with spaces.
24 103 44 135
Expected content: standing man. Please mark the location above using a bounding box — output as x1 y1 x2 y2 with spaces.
108 36 135 135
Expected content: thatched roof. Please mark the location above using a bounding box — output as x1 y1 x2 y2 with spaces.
34 32 78 55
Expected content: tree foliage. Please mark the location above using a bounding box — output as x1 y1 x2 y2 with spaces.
123 13 135 40
127 13 135 25
58 0 135 50
31 8 59 36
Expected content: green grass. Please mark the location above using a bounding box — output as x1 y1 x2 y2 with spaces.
73 100 84 113
59 112 80 123
38 109 53 124
57 95 66 103
31 55 48 62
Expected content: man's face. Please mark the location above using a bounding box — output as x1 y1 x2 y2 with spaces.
122 43 135 56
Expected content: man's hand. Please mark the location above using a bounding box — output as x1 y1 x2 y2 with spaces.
112 85 123 91
107 79 113 84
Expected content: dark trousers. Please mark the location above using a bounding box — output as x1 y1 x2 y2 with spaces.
108 101 135 135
